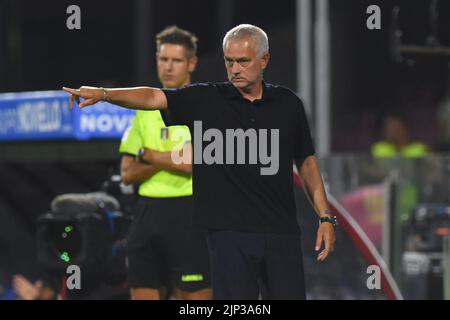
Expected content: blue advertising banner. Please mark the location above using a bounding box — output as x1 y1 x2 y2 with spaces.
0 91 135 141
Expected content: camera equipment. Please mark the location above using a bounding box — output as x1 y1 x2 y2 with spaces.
36 192 131 284
402 204 450 299
411 204 450 252
100 174 137 216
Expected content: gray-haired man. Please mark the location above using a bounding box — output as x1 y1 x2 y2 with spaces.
63 24 336 300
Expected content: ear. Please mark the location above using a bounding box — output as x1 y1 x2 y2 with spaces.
260 53 270 70
188 55 198 73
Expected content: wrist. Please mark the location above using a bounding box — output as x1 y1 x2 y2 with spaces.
319 209 333 218
99 87 109 101
137 148 151 164
319 215 338 228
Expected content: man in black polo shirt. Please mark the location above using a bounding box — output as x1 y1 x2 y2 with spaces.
63 24 336 300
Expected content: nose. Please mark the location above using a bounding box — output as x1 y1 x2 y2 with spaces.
165 60 173 71
230 62 240 74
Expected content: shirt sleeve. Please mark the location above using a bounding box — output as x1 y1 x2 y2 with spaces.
161 83 210 128
293 96 315 161
119 114 142 156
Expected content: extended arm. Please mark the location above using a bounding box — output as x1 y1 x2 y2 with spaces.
62 86 168 110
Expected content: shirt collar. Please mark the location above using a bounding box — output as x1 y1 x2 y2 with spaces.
223 80 274 102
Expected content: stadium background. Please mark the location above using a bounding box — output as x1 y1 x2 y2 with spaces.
1 0 450 299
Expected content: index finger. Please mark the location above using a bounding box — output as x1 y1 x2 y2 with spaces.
62 87 79 95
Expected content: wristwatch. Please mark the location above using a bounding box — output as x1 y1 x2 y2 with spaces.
137 148 150 164
319 215 338 228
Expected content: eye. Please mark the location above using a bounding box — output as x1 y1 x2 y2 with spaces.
237 59 250 67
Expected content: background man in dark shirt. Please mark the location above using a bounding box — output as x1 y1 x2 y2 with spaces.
63 24 336 300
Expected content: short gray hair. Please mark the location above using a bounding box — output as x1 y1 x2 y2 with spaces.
222 24 269 57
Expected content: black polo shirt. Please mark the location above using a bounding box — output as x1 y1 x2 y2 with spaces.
162 81 315 234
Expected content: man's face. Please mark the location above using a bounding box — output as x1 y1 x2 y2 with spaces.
383 116 409 145
157 44 197 88
223 39 269 91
